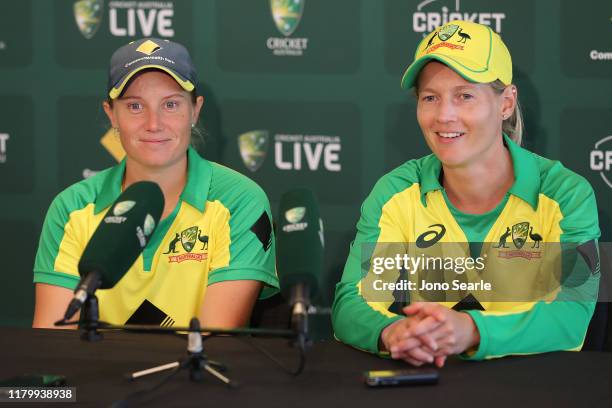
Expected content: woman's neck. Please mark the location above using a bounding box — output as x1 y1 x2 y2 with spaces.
123 157 188 219
442 146 514 215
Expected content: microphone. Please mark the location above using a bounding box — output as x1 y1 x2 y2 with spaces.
63 181 164 320
187 318 203 354
276 189 324 338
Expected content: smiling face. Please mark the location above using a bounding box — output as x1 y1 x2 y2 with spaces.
416 62 514 169
103 70 203 171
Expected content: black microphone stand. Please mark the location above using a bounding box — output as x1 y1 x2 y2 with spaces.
290 301 312 351
56 302 304 404
126 318 237 388
79 294 103 342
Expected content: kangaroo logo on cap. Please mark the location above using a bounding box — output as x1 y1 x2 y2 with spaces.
437 24 459 41
136 40 162 55
424 24 471 54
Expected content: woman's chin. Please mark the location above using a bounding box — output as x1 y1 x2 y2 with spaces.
128 152 181 169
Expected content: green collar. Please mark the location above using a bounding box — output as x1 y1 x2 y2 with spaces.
419 154 443 206
419 134 540 210
505 135 540 210
94 147 212 214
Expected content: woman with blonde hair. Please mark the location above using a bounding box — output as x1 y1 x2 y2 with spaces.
33 38 278 329
333 21 600 366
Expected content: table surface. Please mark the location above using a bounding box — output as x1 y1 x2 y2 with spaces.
0 327 611 407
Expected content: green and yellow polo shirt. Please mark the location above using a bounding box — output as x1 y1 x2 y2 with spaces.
332 135 600 360
34 147 278 327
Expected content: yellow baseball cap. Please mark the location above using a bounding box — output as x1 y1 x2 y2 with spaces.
401 20 512 89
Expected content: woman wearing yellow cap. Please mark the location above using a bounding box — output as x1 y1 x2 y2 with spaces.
32 38 279 329
332 21 600 365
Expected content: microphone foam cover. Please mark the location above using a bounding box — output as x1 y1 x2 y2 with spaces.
276 188 323 299
78 181 164 289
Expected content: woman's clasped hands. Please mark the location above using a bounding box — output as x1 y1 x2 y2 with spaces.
380 303 481 367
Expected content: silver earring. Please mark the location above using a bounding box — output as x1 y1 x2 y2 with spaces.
191 123 195 128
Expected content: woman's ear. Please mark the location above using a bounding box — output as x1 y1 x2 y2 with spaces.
192 95 204 125
102 100 118 129
501 85 517 119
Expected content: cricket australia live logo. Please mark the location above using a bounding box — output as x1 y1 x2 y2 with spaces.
0 133 9 164
238 130 342 172
74 0 175 40
267 0 308 56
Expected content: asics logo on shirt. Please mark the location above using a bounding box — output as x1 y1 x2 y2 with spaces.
416 224 446 248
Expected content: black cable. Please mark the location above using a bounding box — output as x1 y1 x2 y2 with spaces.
240 335 306 376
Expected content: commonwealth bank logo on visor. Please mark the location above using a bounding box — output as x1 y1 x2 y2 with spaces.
136 39 162 55
401 20 512 89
